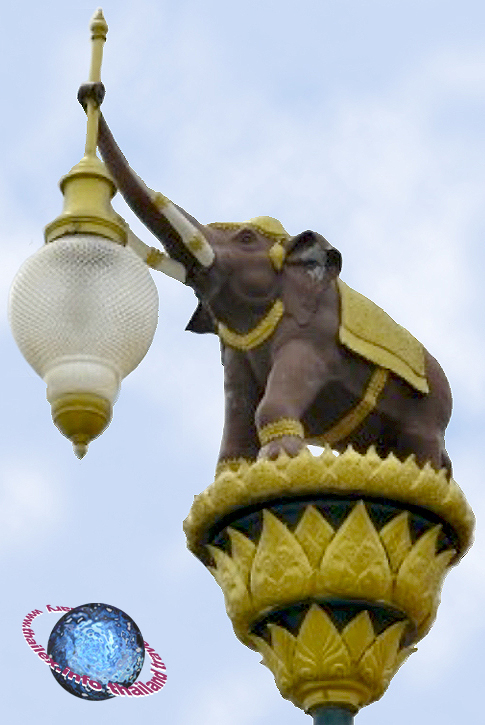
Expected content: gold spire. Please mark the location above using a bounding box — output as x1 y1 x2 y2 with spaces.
44 9 126 246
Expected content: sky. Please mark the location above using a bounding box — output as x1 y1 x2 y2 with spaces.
1 1 484 723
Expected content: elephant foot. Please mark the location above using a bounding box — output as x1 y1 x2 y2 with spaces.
259 435 306 460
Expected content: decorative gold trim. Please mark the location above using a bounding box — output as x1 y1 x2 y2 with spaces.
250 606 414 712
145 247 168 268
207 217 290 242
215 457 254 479
206 222 244 232
269 242 286 270
217 299 284 350
316 367 389 445
258 418 305 446
152 191 170 209
187 234 207 254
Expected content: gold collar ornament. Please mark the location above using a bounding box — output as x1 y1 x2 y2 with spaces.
217 299 284 350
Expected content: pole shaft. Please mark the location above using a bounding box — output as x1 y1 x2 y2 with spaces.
311 706 355 725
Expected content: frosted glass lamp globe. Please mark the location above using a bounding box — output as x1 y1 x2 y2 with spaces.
9 234 159 457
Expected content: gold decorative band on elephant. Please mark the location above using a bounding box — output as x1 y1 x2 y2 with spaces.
217 299 285 351
258 418 305 446
312 367 389 446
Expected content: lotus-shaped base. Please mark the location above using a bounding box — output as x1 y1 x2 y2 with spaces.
184 448 474 715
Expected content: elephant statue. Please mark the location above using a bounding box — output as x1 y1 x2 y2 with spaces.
79 84 452 475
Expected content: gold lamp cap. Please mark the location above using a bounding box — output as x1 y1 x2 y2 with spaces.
51 393 112 458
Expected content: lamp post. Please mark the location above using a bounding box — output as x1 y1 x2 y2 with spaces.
9 10 475 724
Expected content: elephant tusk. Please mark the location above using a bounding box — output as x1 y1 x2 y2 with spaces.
126 228 187 283
152 192 215 268
94 114 212 272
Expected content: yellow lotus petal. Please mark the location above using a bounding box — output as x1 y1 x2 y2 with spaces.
369 453 413 502
273 450 291 472
207 545 251 619
249 633 292 694
294 604 351 680
341 611 375 662
242 459 287 498
393 644 416 672
394 525 455 627
410 466 451 521
331 446 383 489
255 630 295 697
413 463 449 496
319 445 344 467
214 458 250 478
251 510 314 612
439 480 475 555
318 501 392 600
266 622 298 693
286 448 334 488
206 469 247 518
389 455 421 491
294 505 334 568
358 620 407 696
380 511 412 573
227 527 257 587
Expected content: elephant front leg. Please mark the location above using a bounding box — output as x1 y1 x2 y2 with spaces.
217 347 262 472
255 340 329 460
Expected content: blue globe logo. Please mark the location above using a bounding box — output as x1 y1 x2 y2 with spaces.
47 603 145 700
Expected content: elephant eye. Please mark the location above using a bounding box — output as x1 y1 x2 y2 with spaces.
236 229 257 245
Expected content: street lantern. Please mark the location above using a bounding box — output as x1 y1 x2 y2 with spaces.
9 10 475 725
8 10 159 458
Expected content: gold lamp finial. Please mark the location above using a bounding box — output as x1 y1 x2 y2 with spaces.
44 8 126 246
85 8 108 157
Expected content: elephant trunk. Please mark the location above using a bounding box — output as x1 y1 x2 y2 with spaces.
97 114 215 278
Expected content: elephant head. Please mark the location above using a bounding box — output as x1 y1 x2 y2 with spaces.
185 218 343 337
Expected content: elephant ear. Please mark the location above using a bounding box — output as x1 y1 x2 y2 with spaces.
282 230 342 326
185 301 217 334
